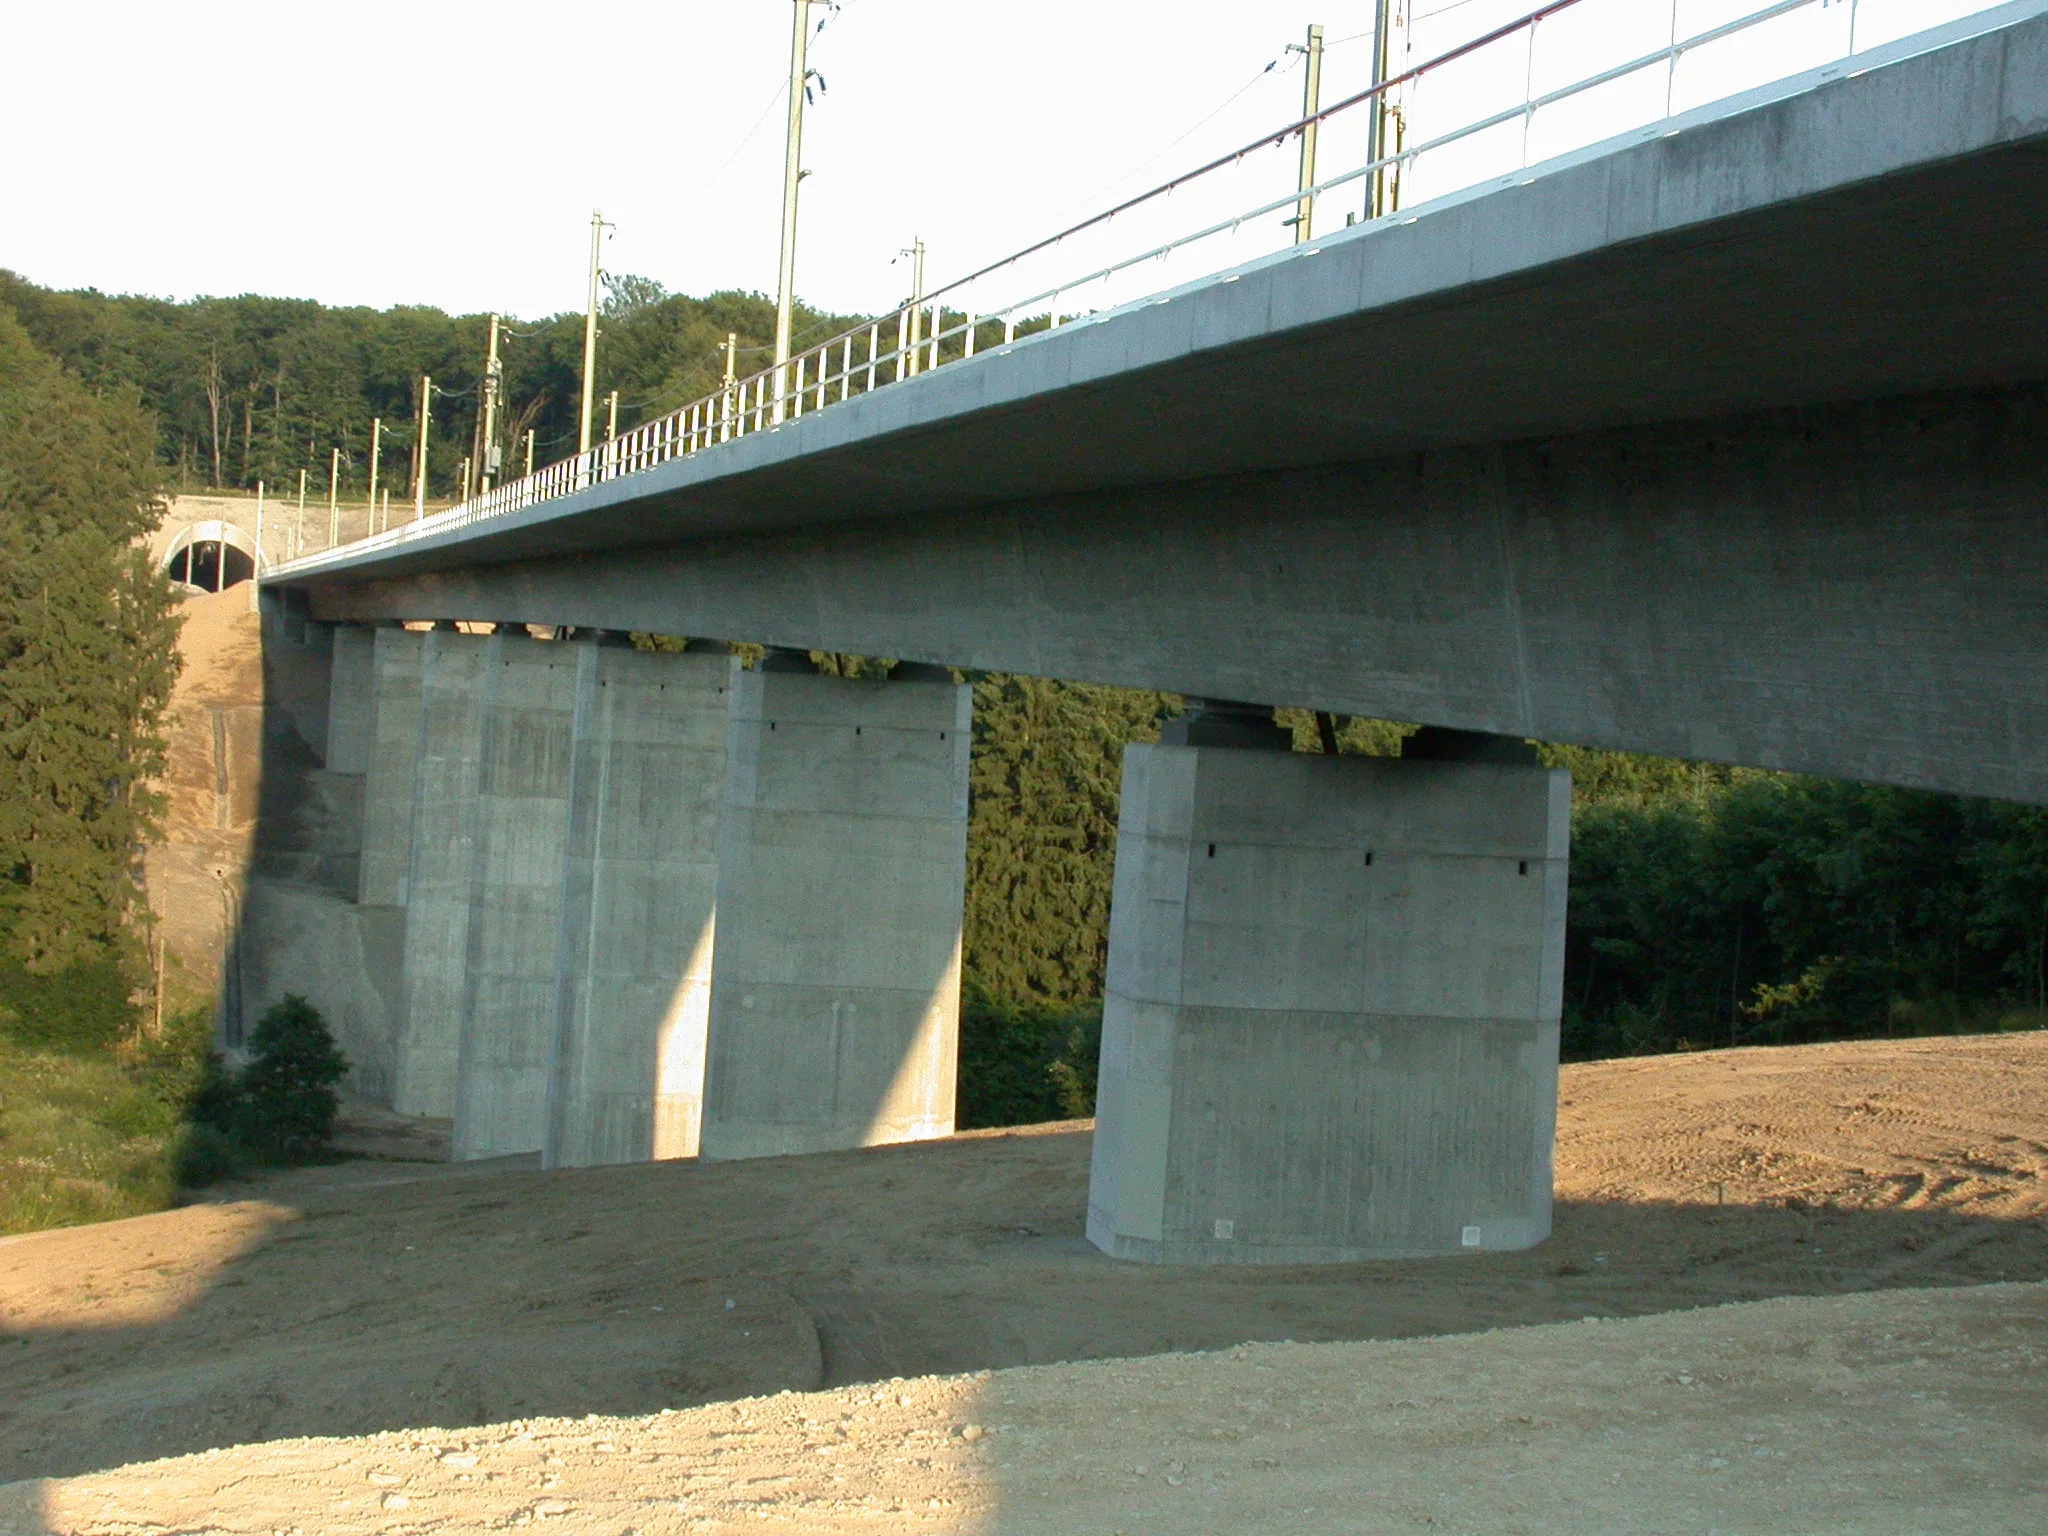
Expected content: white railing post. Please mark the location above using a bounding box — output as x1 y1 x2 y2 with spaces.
1665 0 1680 117
867 323 879 392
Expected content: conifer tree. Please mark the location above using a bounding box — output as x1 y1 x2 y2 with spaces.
964 674 1177 1004
0 309 180 976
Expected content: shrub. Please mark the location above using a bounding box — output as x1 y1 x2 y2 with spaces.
232 994 348 1158
172 1121 248 1186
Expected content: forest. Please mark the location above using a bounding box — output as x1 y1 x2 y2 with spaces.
2 269 2045 1183
0 266 858 502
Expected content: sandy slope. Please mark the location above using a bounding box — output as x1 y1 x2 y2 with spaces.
3 1032 2046 1530
5 1281 2044 1535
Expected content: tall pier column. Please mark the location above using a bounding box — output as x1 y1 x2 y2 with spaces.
1087 712 1569 1264
697 656 971 1161
358 626 426 908
543 640 730 1168
450 629 579 1160
391 627 490 1118
325 623 377 774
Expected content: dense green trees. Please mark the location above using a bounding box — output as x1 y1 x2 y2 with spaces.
0 270 864 499
1564 775 2048 1058
0 308 179 1047
963 674 1179 1004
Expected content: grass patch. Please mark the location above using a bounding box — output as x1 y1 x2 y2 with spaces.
0 1039 189 1235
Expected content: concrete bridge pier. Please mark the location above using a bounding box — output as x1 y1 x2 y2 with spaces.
391 626 492 1118
449 628 579 1160
358 625 426 909
1086 710 1570 1264
323 623 376 775
697 653 972 1161
543 638 731 1168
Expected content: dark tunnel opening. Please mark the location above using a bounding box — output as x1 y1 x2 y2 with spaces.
166 539 256 591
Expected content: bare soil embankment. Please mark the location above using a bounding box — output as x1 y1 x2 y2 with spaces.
2 1032 2046 1531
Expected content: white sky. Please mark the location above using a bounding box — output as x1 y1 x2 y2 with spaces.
0 0 2009 325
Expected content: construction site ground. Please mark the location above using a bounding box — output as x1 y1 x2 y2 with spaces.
3 1031 2045 1533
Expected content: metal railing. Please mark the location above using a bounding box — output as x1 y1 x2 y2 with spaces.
280 0 1922 571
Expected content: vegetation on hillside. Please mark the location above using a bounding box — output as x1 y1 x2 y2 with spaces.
0 269 869 500
0 1019 207 1233
0 305 181 1045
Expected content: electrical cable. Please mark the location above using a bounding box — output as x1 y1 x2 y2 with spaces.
682 0 864 206
1056 51 1301 217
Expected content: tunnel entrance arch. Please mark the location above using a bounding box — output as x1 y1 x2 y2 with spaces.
162 520 258 592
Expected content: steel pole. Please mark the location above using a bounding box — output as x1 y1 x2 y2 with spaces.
415 374 431 521
1294 24 1324 243
772 0 814 423
480 313 502 491
579 211 603 455
1368 0 1396 218
367 417 381 526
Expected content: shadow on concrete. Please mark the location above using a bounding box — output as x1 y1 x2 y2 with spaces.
2 1124 2044 1483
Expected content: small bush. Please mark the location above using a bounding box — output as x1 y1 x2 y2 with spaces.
173 1122 248 1186
232 995 348 1158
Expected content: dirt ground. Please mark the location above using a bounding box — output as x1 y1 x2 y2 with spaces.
3 1031 2046 1531
5 1281 2042 1535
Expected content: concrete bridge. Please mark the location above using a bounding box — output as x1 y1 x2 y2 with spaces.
254 2 2048 1267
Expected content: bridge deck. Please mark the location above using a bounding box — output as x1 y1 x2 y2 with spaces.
276 2 2048 585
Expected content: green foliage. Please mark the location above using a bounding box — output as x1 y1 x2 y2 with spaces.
0 947 136 1053
964 674 1178 1006
1535 742 1758 808
0 1006 214 1235
956 980 1102 1128
0 269 868 499
0 307 180 978
172 1121 249 1187
1563 775 2048 1058
203 995 349 1160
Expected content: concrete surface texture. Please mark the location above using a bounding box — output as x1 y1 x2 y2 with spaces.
698 664 971 1160
321 623 374 775
391 629 490 1118
450 633 579 1161
1090 745 1569 1264
545 643 731 1168
356 625 425 908
281 5 2048 806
